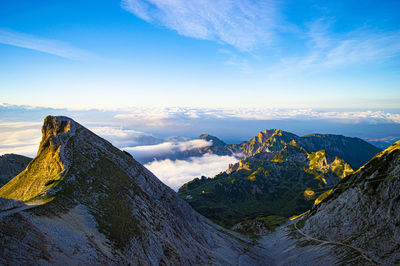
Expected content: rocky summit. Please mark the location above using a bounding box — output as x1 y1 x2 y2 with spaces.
178 128 380 230
0 116 270 265
231 129 381 169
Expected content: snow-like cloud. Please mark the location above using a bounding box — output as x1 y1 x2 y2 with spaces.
144 154 238 190
114 107 400 124
121 0 280 51
0 122 42 157
123 139 212 162
0 28 94 60
89 126 163 147
1 105 400 158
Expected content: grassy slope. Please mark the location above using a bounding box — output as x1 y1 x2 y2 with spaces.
0 145 64 201
179 144 352 228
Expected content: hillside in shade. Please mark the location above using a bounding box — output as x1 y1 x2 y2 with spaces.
0 154 31 187
0 116 270 265
300 140 400 265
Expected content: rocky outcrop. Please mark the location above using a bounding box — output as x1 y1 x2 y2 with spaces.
301 140 400 265
232 129 380 169
0 154 31 187
0 197 24 211
0 116 271 265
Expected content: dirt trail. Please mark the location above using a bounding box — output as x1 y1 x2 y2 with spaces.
0 200 45 219
293 221 378 265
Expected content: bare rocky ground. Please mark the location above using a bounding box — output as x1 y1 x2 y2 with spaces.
0 204 377 266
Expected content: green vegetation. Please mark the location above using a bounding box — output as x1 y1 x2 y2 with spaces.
85 158 144 250
179 143 349 228
0 144 64 201
58 134 150 250
239 215 287 231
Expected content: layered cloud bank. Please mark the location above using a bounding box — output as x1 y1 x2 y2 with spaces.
0 121 42 157
1 104 400 158
114 107 400 124
123 139 212 163
144 154 238 191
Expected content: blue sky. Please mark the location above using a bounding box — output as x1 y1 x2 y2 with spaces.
1 0 399 109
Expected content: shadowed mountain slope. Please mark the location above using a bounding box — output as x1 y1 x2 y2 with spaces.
301 140 400 265
0 116 270 265
0 154 31 187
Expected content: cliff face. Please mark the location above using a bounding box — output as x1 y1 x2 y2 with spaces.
0 117 72 201
0 154 31 187
0 116 270 265
302 140 400 265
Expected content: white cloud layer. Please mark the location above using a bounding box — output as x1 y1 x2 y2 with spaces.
114 107 400 124
89 126 163 147
123 139 212 161
1 105 399 158
144 153 238 190
0 28 94 60
121 0 279 51
0 122 42 157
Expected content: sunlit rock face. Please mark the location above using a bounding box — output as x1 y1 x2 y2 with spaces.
179 141 353 227
233 129 380 169
0 116 271 265
302 140 400 265
178 128 380 229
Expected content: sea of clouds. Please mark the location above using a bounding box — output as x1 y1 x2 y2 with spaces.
1 104 400 190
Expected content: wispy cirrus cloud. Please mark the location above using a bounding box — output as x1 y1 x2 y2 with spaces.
274 20 400 75
121 0 281 51
0 28 94 60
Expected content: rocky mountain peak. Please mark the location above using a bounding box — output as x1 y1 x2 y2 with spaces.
198 133 226 146
0 115 270 265
0 116 82 201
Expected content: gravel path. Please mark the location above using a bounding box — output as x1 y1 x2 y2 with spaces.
0 201 44 219
293 220 378 265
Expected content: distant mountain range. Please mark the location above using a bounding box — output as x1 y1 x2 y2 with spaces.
178 129 380 227
203 129 380 169
0 116 398 264
364 136 400 149
136 128 380 169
